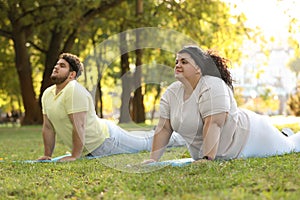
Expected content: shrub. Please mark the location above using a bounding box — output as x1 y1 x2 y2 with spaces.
287 85 300 116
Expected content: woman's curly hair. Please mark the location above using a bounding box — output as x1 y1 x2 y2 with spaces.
206 49 233 91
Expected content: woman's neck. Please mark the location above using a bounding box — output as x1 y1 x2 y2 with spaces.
182 76 200 100
182 76 200 89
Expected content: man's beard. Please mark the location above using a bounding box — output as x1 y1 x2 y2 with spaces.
50 74 69 84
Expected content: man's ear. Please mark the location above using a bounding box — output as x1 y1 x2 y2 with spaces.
69 71 77 79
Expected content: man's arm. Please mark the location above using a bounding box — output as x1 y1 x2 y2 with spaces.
38 115 56 160
59 111 87 162
143 117 173 163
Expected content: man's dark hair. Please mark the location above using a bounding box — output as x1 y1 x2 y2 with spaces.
59 53 83 78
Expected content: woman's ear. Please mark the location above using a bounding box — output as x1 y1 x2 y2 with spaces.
195 66 201 74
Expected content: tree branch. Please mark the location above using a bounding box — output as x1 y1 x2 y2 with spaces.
27 40 47 53
81 0 126 24
0 29 12 38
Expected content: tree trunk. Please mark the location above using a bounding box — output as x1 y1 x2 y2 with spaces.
93 41 103 118
131 0 145 123
132 47 145 123
150 85 161 122
39 30 64 104
119 30 132 123
12 28 42 125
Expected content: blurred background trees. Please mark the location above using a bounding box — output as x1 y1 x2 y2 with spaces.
0 0 299 125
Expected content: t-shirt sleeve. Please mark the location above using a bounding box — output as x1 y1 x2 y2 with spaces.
41 90 47 115
65 83 89 114
198 78 231 118
159 91 170 119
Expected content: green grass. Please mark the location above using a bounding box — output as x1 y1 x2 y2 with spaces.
1 122 300 200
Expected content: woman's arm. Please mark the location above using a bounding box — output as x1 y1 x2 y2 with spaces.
59 111 87 162
144 117 173 163
202 112 227 160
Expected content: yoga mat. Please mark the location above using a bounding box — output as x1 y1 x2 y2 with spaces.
3 154 194 167
21 154 72 163
146 158 194 167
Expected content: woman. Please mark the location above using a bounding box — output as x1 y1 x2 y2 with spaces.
144 45 300 163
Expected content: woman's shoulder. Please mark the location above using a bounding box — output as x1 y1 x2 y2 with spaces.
202 75 223 83
201 76 227 89
198 75 230 96
161 81 182 98
167 81 182 89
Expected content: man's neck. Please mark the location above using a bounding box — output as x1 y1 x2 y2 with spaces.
55 80 71 95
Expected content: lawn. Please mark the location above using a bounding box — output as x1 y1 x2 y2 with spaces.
0 118 300 200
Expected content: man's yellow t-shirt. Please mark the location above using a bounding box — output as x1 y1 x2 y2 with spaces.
42 80 109 154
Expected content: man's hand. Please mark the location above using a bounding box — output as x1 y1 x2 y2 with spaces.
37 156 52 161
58 156 77 162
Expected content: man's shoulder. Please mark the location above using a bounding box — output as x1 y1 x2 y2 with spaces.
66 80 86 92
43 84 55 95
67 81 92 98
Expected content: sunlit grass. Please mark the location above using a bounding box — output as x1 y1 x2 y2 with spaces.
0 116 300 199
270 115 300 133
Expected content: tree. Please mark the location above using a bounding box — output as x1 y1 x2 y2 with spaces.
0 1 44 124
0 0 125 125
0 36 21 114
287 85 300 116
131 0 145 123
0 0 249 124
288 57 300 80
114 0 249 123
119 29 132 123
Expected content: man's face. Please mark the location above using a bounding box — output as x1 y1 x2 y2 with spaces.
50 59 72 84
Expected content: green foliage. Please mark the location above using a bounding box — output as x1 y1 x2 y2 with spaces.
287 86 300 116
0 0 251 122
233 86 246 106
287 57 300 77
274 123 300 134
0 37 21 112
1 125 300 199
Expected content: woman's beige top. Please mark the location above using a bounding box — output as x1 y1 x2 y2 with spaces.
160 75 250 160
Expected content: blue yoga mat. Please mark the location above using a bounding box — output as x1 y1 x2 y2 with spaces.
5 154 194 167
21 154 72 163
146 158 194 167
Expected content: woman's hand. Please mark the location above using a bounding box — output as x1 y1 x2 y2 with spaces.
58 156 77 162
192 159 210 164
37 156 52 161
141 159 157 165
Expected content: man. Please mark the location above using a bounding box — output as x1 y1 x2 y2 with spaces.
38 53 185 162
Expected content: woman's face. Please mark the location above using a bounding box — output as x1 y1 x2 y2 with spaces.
174 52 201 82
